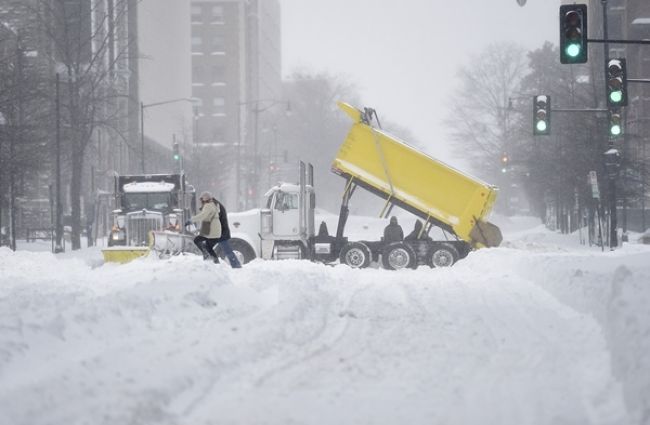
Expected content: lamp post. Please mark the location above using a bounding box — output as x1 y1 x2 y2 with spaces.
140 98 194 173
9 28 22 251
239 99 291 209
0 112 5 247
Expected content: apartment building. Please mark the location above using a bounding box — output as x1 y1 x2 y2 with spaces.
190 0 282 208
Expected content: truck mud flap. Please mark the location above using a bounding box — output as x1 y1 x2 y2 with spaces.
470 220 503 248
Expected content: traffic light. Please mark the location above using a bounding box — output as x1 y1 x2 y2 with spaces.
608 108 623 139
533 95 551 135
606 58 628 107
172 142 180 161
559 4 588 64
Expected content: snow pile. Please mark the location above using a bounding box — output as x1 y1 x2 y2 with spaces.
0 216 649 425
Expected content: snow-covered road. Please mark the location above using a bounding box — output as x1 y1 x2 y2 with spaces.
0 219 649 425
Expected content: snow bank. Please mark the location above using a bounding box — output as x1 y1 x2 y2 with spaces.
490 215 650 423
0 217 649 424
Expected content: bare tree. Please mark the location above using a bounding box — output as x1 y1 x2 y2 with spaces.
0 14 54 249
444 42 529 180
23 0 137 249
279 72 362 211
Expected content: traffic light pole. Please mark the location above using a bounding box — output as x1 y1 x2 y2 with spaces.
602 0 618 249
588 38 650 46
551 108 607 113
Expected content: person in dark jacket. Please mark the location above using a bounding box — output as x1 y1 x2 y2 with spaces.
211 197 242 268
405 220 432 241
186 191 222 263
383 216 404 243
185 192 241 268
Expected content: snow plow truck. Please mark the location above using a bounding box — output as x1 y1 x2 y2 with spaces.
102 173 197 263
172 102 501 269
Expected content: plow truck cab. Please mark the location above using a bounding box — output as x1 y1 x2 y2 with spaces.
102 173 196 263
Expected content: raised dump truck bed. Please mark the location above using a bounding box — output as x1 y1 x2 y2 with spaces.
331 102 502 250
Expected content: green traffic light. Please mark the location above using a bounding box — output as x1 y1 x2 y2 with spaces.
610 124 622 136
566 44 581 58
173 154 180 161
536 120 547 132
610 90 623 104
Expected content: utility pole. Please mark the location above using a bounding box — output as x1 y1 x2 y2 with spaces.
602 0 618 248
54 73 64 252
9 33 23 251
140 101 145 173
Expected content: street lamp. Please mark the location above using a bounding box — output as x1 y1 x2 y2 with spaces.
140 98 194 173
0 112 5 247
238 99 291 209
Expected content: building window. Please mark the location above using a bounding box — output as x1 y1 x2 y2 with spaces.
212 127 225 142
211 6 224 23
608 10 624 39
213 97 226 114
191 36 202 53
211 65 225 83
212 35 225 53
192 98 204 116
191 5 202 22
192 64 204 82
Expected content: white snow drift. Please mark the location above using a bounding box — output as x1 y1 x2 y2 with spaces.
0 216 648 425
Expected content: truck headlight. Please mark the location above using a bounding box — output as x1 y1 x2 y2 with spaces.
111 229 126 241
167 214 181 232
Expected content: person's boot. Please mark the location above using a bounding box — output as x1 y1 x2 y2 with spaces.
227 253 242 268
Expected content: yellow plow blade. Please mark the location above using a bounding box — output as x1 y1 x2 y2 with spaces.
102 247 150 264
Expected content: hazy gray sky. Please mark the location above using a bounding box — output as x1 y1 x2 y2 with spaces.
281 0 561 166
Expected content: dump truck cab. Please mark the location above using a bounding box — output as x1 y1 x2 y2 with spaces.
227 163 315 262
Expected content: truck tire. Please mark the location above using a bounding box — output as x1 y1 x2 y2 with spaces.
339 242 372 269
382 242 417 270
216 238 256 265
429 243 459 268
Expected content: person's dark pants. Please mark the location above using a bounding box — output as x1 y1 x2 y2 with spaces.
217 239 242 268
193 236 242 268
194 235 219 261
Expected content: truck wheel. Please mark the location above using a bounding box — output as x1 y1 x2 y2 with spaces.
429 243 459 268
382 242 417 270
217 238 256 265
339 242 372 268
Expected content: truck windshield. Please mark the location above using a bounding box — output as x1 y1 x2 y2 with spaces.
275 192 299 211
122 193 172 211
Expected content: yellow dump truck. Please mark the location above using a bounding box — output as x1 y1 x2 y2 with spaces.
324 102 502 268
220 102 502 269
